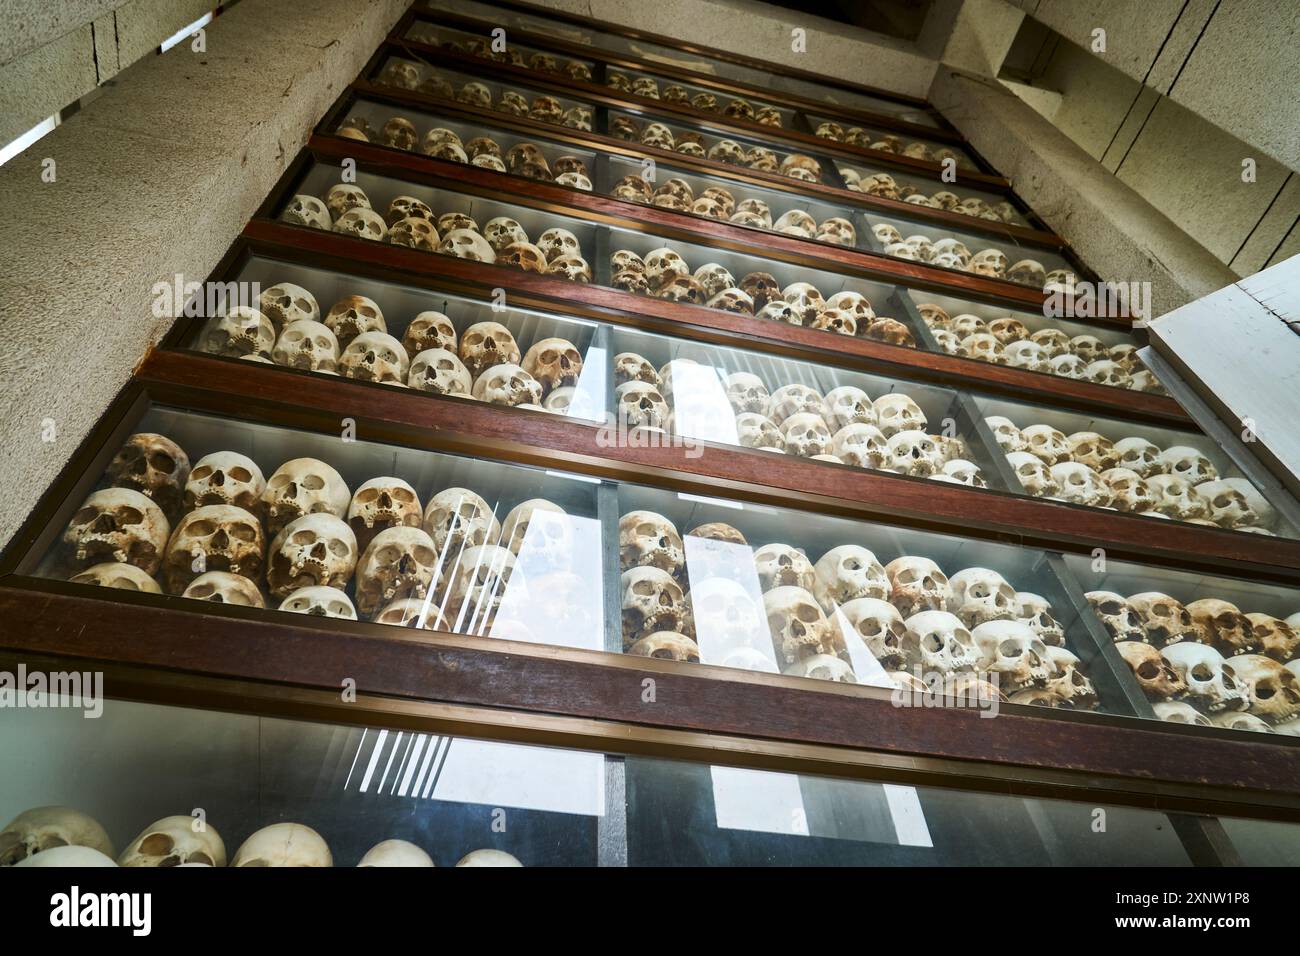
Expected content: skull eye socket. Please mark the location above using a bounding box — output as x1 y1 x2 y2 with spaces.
187 851 214 866
72 506 98 524
189 584 215 598
392 488 416 503
1136 660 1161 680
148 452 175 472
1098 600 1122 615
139 833 174 856
414 546 436 564
376 546 400 564
328 538 351 557
188 519 217 536
1191 663 1214 682
230 523 258 542
191 465 213 481
291 529 317 545
301 474 325 491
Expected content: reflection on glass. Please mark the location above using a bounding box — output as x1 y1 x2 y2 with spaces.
41 406 605 652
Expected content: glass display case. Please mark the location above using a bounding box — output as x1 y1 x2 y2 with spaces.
1063 552 1300 736
12 697 1282 867
973 393 1296 537
3 0 1297 861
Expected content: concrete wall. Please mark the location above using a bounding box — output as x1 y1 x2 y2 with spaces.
2 0 222 144
0 0 409 549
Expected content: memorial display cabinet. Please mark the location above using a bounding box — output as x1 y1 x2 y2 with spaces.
2 0 1298 866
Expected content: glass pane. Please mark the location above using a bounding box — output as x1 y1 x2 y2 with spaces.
1062 552 1300 736
974 394 1296 538
39 405 607 650
906 286 1155 395
330 97 598 195
402 18 597 81
807 114 978 169
372 55 595 132
837 159 1027 226
615 482 1122 715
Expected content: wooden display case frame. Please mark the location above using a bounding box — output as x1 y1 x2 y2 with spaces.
4 0 1298 862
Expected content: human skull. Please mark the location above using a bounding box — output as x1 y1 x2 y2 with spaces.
182 571 264 607
621 566 690 645
1114 436 1161 478
347 477 421 555
232 823 332 867
764 586 842 666
324 184 371 221
1247 612 1300 663
459 321 521 379
1161 643 1245 713
902 610 979 675
104 433 190 522
69 561 161 594
159 504 262 594
1127 592 1203 646
1005 451 1057 496
201 306 275 360
969 248 1008 278
781 412 833 457
1087 360 1132 389
0 807 114 865
1117 641 1186 701
628 632 701 662
389 216 440 252
1043 646 1097 707
438 228 496 263
1013 591 1064 645
1159 446 1217 485
884 430 940 477
812 545 889 613
261 457 350 535
408 347 473 396
1195 479 1262 529
536 228 581 262
483 216 529 252
753 543 814 592
615 381 670 429
500 499 570 572
1230 654 1300 725
272 319 340 373
352 526 439 618
1146 474 1208 520
1085 590 1148 642
1021 425 1070 465
119 816 226 867
357 839 435 867
831 422 887 470
339 331 408 385
521 337 583 395
1004 340 1049 372
1153 701 1211 726
1188 598 1258 656
320 296 384 349
422 487 501 555
619 510 684 580
885 556 950 617
722 372 769 415
334 206 388 242
1007 259 1046 287
1101 468 1154 512
971 620 1050 692
983 416 1025 454
871 393 927 437
1050 462 1107 506
265 513 356 599
948 567 1017 627
282 194 331 229
940 459 986 487
472 363 543 406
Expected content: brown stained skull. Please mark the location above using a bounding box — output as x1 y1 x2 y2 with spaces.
163 504 265 594
618 510 685 580
324 295 386 348
1126 592 1205 647
498 241 548 274
62 488 171 576
260 458 351 537
184 451 266 515
104 433 190 522
1085 590 1148 643
459 321 521 379
1117 640 1187 701
621 566 691 646
402 311 457 356
347 477 422 555
1188 598 1260 656
521 337 583 395
1246 613 1300 663
764 586 843 666
354 526 440 618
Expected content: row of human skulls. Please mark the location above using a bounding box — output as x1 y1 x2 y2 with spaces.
62 434 582 630
612 174 855 245
987 417 1279 533
615 355 985 483
815 123 972 171
840 168 1018 225
410 20 591 91
608 72 784 126
921 303 1163 394
378 58 593 131
608 113 822 182
607 248 916 346
1090 589 1300 731
207 279 586 407
281 184 594 282
616 509 1094 706
338 115 594 191
873 221 1073 292
0 805 518 867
